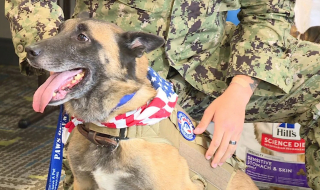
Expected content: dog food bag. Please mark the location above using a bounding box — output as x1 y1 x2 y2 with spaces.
236 123 312 190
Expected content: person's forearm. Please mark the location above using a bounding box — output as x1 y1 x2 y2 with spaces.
227 75 261 104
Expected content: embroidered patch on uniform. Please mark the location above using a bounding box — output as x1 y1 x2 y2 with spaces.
177 111 196 141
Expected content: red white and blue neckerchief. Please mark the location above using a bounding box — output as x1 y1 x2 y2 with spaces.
62 67 178 144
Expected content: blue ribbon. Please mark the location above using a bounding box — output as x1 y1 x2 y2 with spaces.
46 105 69 190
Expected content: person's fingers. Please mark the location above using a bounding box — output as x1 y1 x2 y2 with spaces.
210 128 233 167
194 104 216 134
216 132 241 165
205 120 225 165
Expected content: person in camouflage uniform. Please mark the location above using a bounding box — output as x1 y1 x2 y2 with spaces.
5 0 320 189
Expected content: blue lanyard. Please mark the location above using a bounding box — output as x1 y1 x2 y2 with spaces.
46 105 69 190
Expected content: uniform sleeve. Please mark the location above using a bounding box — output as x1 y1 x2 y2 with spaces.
5 0 64 75
227 0 296 94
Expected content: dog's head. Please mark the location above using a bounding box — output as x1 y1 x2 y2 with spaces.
26 18 164 117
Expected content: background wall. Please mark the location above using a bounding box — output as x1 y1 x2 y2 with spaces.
0 0 13 39
0 0 18 65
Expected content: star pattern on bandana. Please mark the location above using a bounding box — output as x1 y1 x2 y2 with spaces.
147 67 175 98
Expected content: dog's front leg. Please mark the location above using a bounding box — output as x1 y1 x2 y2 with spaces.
72 173 97 190
68 130 98 190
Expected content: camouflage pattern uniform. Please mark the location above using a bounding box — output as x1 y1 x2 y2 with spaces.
5 0 320 189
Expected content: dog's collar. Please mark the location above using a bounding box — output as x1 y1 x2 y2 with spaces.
77 123 128 149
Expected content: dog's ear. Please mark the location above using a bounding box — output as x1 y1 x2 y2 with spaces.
120 32 165 58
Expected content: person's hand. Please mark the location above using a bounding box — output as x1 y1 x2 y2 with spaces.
194 75 259 168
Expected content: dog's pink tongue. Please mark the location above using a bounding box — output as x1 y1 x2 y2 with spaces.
33 70 82 113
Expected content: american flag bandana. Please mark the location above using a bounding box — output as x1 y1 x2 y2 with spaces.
62 67 178 144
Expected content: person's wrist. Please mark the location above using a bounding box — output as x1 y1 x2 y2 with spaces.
226 83 252 105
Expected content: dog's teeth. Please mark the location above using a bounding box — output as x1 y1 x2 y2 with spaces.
53 92 57 97
75 75 81 80
72 80 76 84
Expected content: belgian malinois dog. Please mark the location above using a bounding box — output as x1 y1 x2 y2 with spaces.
25 18 257 190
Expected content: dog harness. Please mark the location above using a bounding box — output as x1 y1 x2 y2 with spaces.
66 68 246 189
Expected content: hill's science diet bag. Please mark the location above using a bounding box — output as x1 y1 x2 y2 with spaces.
236 123 312 190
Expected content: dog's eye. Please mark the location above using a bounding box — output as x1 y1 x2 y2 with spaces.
77 34 88 42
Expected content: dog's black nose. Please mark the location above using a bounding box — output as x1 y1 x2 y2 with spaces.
25 45 42 57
